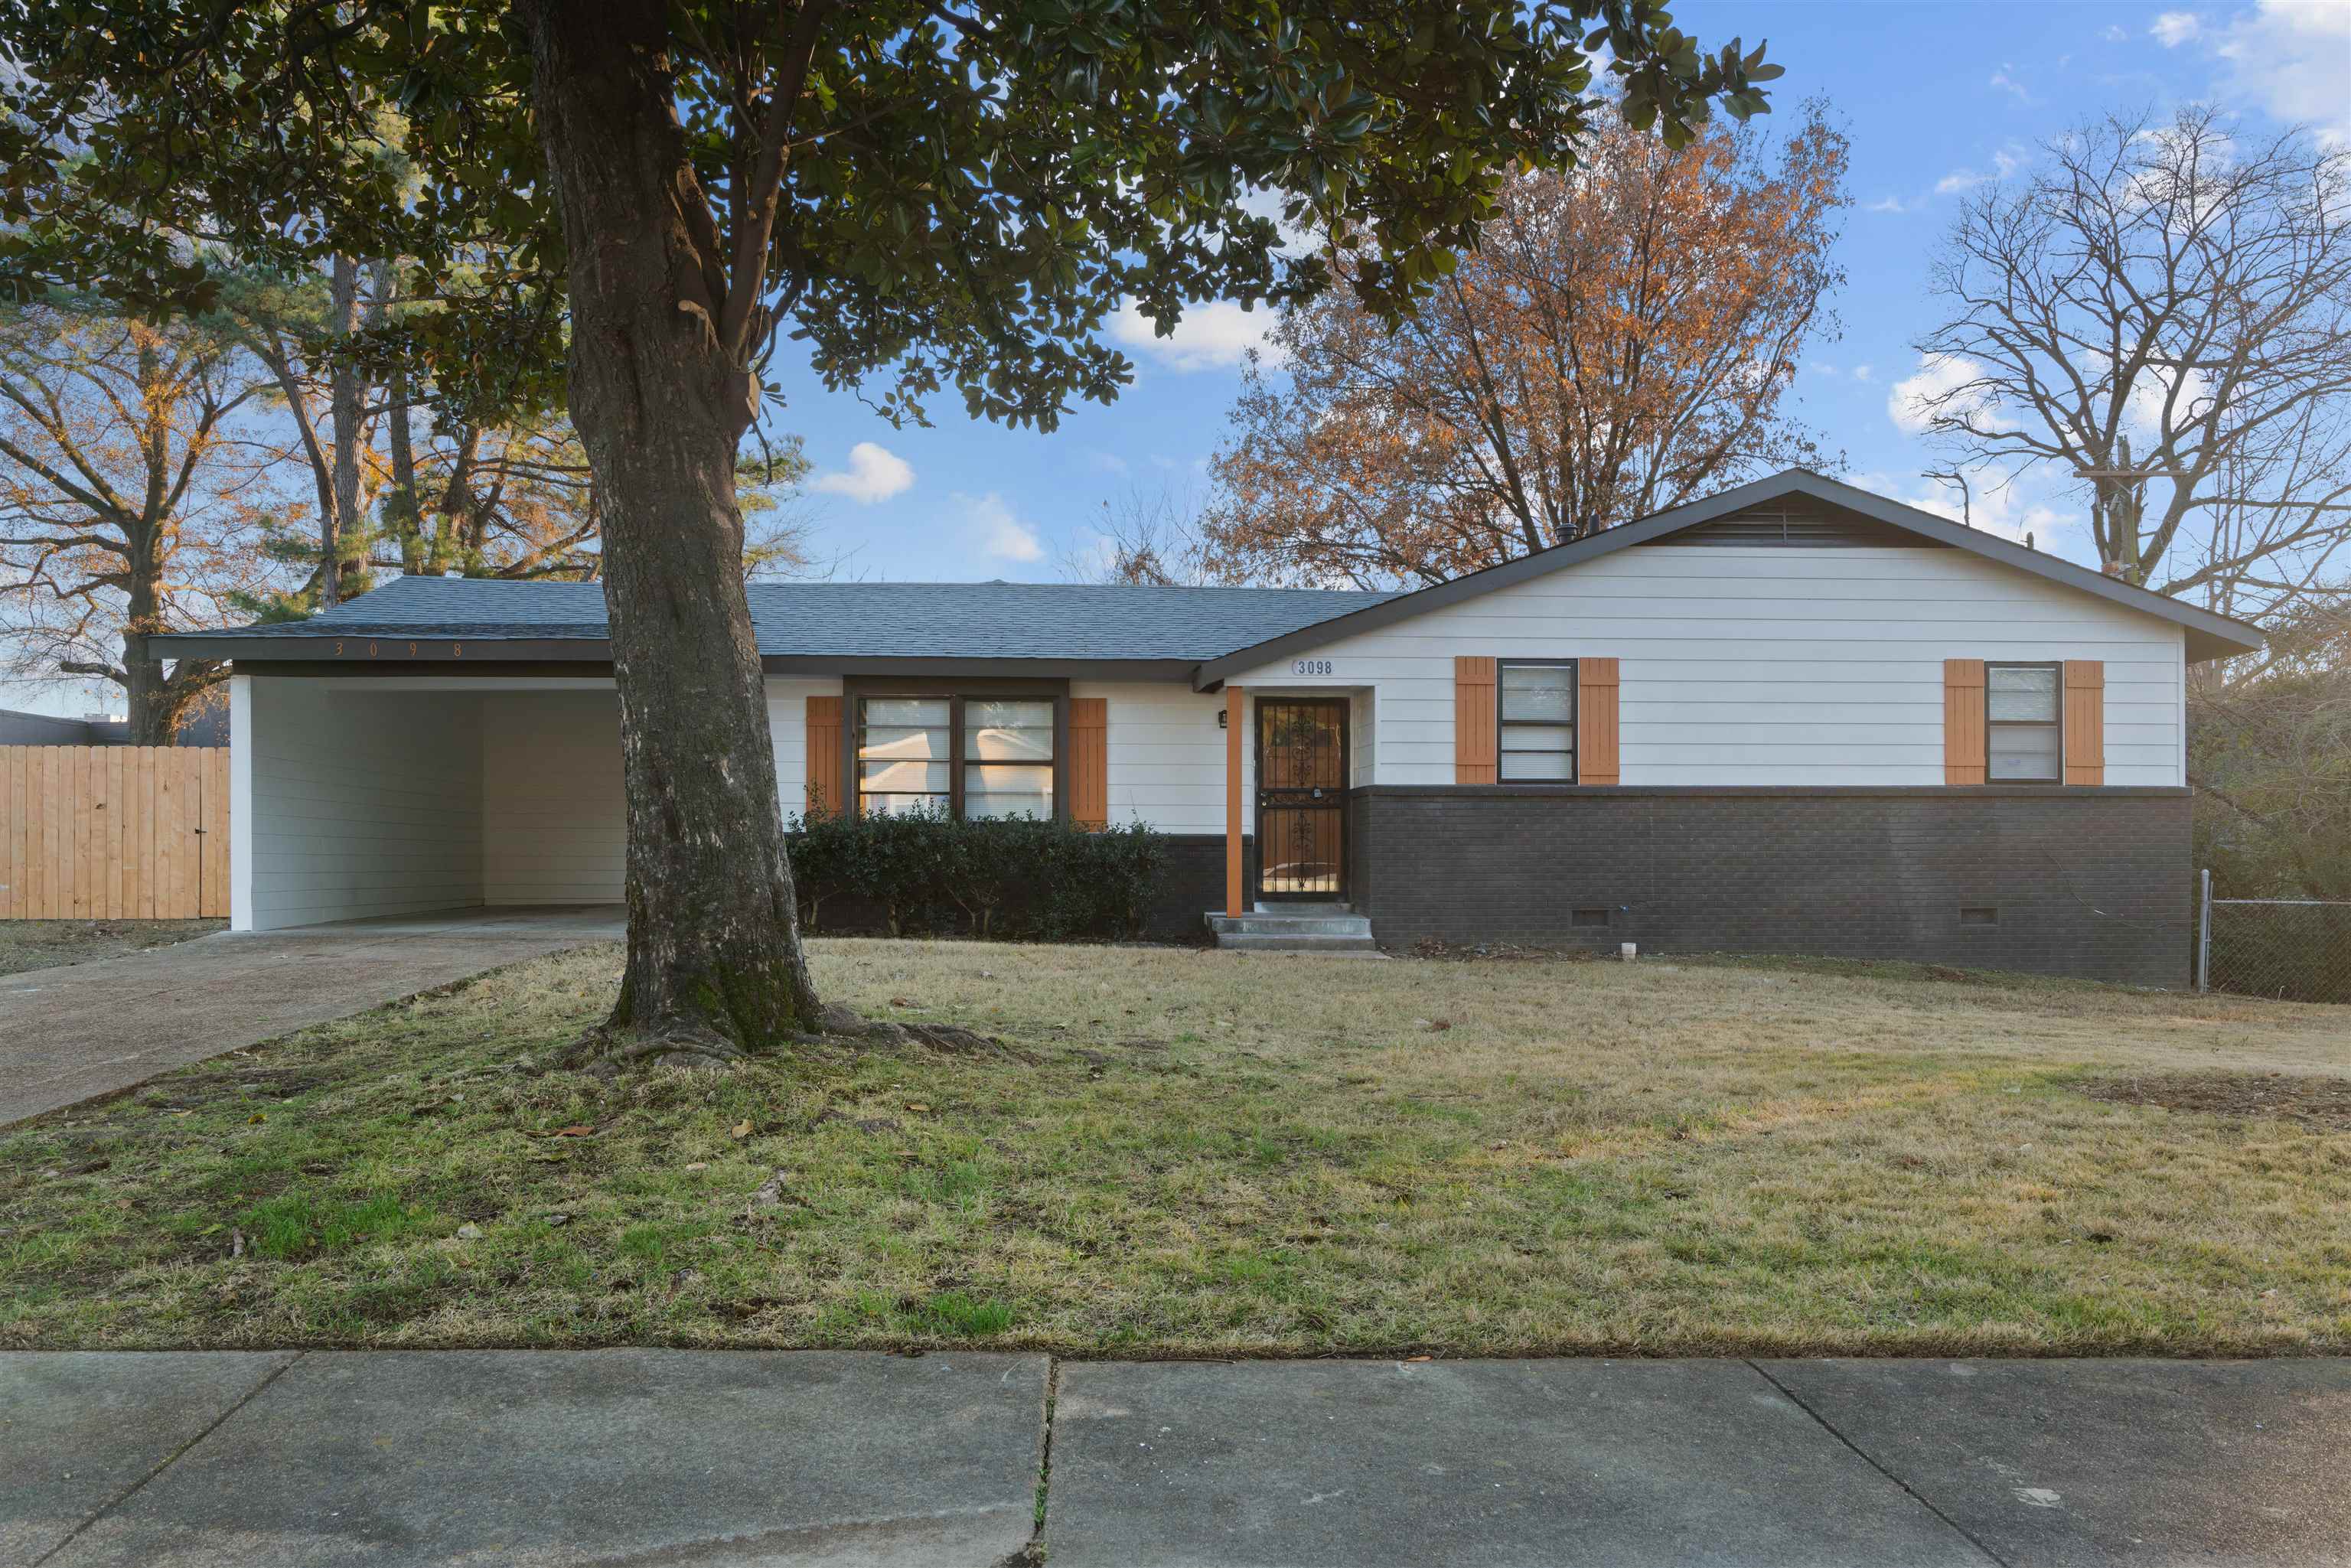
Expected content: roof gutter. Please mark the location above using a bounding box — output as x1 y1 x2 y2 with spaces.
148 633 1202 683
147 634 613 663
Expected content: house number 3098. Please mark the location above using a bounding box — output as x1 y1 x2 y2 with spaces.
1291 659 1333 676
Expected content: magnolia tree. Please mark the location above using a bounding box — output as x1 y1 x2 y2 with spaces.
2 1 1780 1066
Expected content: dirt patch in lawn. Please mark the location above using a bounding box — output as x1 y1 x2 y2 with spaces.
2083 1071 2351 1130
0 918 224 978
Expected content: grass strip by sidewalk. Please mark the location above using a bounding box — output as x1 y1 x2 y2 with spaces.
3 939 2346 1355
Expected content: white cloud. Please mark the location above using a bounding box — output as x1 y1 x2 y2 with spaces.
2212 1 2351 145
1864 194 1912 214
1936 146 2026 196
2124 359 2214 439
1989 65 2030 100
1850 363 1875 384
1234 184 1319 254
2102 23 2129 41
1888 354 1986 436
961 492 1043 562
1111 296 1283 372
811 442 914 504
1850 468 2075 546
1065 531 1120 579
2151 11 2203 46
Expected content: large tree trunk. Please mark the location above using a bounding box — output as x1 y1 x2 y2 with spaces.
119 633 171 744
523 0 823 1064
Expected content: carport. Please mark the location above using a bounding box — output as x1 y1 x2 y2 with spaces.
230 674 628 932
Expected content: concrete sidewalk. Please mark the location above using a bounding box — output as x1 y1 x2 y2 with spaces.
0 906 620 1127
3 1352 2343 1566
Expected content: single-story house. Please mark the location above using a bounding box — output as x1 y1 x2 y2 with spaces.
152 470 2261 984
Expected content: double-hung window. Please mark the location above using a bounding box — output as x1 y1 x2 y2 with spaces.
1986 663 2062 782
856 696 1057 819
857 697 952 816
1498 661 1576 781
962 699 1055 819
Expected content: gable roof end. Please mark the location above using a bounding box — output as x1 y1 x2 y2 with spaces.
1189 469 2265 686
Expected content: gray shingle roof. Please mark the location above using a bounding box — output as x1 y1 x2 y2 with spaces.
220 575 1400 662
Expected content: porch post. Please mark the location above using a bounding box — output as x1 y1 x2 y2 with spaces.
1224 685 1245 916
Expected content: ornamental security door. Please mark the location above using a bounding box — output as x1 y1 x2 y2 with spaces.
1254 697 1347 901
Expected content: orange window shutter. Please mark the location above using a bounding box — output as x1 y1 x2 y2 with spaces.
2063 660 2105 786
805 695 843 817
1944 660 1987 784
1455 657 1498 783
1577 657 1620 784
1070 697 1109 828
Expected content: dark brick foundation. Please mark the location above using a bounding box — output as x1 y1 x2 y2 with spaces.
1350 785 2193 987
1150 834 1251 942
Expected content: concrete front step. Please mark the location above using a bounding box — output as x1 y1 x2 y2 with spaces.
1208 915 1372 937
1215 931 1381 953
1205 909 1379 952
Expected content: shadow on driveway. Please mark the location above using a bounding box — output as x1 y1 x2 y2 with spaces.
0 906 621 1127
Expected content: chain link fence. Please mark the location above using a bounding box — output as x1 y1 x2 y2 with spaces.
2198 872 2351 1004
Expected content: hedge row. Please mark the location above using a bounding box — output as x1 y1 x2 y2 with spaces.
785 806 1168 940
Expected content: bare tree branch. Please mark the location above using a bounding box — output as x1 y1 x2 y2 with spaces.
1912 106 2351 624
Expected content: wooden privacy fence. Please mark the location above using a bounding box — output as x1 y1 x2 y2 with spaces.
1 747 230 919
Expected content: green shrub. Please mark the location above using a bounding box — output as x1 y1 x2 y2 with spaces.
786 807 864 931
785 808 1167 941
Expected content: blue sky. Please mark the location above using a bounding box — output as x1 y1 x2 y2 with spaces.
11 2 2347 719
765 0 2351 582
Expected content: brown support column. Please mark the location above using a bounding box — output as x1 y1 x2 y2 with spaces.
1224 684 1245 916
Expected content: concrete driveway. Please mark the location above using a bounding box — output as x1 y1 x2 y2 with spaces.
0 907 621 1127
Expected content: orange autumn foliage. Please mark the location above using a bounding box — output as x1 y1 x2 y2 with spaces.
1204 103 1850 587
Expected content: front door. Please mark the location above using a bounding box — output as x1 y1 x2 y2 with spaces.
1254 697 1348 902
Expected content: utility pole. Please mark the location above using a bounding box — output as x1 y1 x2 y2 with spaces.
2075 435 2157 584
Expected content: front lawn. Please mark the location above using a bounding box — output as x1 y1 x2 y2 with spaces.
4 940 2346 1355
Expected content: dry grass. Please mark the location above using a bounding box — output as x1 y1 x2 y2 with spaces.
3 939 2346 1356
0 918 223 978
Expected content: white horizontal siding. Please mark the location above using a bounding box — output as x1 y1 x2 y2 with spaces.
1352 687 1377 789
483 691 625 905
240 679 484 929
481 680 839 902
1071 680 1228 833
766 676 843 820
1226 545 2187 787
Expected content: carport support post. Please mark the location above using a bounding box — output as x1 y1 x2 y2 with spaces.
1226 686 1245 918
229 674 253 932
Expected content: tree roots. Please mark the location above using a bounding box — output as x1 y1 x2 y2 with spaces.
563 1002 1018 1076
791 1003 1027 1058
